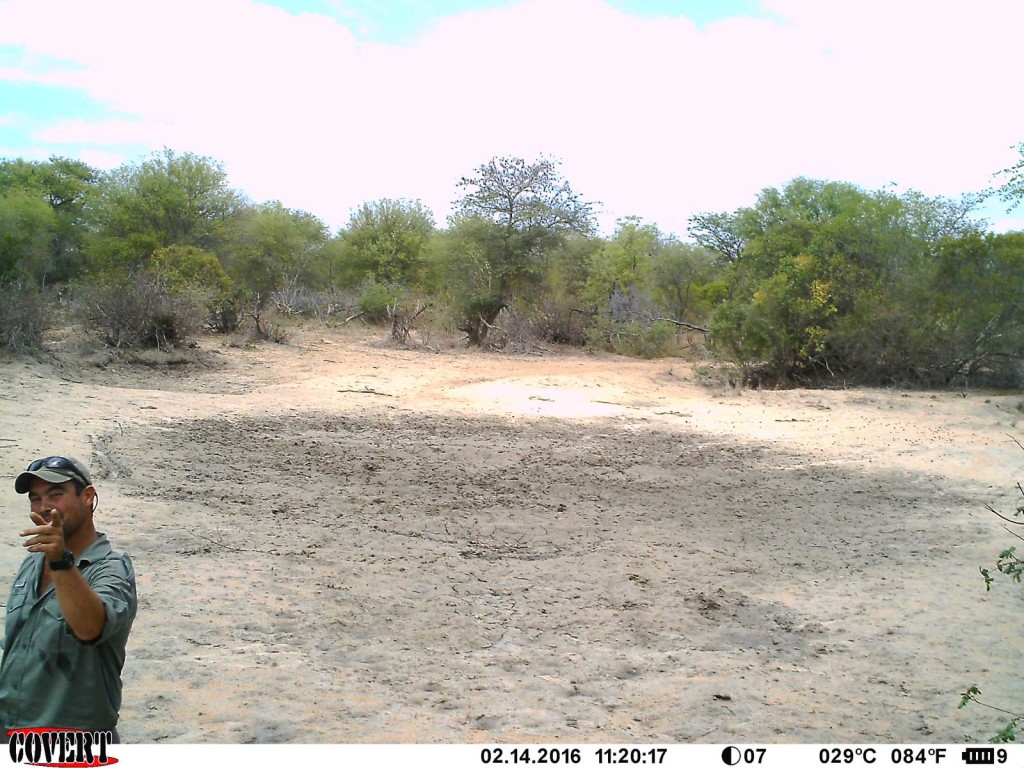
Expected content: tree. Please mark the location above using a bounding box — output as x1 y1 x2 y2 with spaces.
222 202 329 297
0 189 56 283
704 178 1000 384
335 198 435 287
995 142 1024 212
87 149 245 274
432 216 506 344
533 232 603 346
85 244 236 349
925 232 1024 384
583 217 662 327
651 241 719 323
0 156 97 284
580 218 719 358
451 156 595 344
687 211 746 265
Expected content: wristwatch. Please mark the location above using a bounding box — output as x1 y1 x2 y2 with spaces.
48 550 76 571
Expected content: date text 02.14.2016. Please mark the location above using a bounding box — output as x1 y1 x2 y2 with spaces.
478 747 670 765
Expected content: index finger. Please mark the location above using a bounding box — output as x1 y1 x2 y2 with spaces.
29 509 61 526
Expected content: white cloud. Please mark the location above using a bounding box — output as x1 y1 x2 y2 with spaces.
35 118 169 146
76 148 127 170
0 0 1022 234
0 144 48 161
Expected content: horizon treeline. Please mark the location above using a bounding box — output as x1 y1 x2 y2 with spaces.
1 146 1023 387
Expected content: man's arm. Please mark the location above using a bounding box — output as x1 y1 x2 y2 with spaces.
51 567 107 642
21 510 107 641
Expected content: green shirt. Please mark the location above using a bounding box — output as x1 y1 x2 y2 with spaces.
0 533 136 730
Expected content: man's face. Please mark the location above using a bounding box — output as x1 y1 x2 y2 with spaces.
26 478 93 538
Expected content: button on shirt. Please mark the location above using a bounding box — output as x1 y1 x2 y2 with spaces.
0 533 137 730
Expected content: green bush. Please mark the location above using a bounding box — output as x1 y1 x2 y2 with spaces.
148 245 231 297
207 287 248 334
357 280 403 323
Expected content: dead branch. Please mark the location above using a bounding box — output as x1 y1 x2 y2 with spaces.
337 387 393 397
479 313 502 331
981 435 1024 526
984 503 1024 526
190 530 282 556
1001 524 1024 542
388 301 430 343
654 317 709 334
524 342 548 356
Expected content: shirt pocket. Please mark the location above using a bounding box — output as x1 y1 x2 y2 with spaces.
41 599 75 642
6 592 26 614
2 591 28 652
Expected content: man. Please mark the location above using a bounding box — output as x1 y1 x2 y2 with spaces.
0 456 137 738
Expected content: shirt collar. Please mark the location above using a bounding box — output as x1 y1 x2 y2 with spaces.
77 532 112 566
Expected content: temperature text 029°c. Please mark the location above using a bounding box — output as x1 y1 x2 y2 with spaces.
819 748 878 764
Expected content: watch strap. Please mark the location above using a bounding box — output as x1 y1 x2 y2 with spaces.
48 550 76 571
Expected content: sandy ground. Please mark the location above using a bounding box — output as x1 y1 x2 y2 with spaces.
0 326 1022 744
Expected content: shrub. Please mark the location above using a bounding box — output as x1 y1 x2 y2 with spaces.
251 305 289 344
270 286 352 320
464 305 542 352
387 301 430 345
587 317 677 358
533 296 589 346
0 282 54 351
148 245 232 298
357 280 404 323
84 273 206 349
209 287 249 334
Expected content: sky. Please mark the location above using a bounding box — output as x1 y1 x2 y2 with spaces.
0 0 1022 238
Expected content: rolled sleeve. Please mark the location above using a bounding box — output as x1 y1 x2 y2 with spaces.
79 554 137 646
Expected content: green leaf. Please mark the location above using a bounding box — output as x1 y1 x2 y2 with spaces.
959 686 981 708
990 719 1018 744
980 567 994 591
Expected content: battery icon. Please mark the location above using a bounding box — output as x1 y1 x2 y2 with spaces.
962 747 996 764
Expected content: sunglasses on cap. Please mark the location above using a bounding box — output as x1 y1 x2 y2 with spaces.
26 456 89 485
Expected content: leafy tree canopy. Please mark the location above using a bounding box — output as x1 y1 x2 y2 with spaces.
996 142 1024 212
88 148 246 274
0 156 98 284
451 156 595 343
223 201 329 297
705 177 1005 384
337 198 435 287
455 156 595 235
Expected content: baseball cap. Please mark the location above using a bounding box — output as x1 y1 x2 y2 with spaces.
15 456 93 494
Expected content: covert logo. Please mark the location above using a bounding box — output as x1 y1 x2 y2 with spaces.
6 729 116 766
